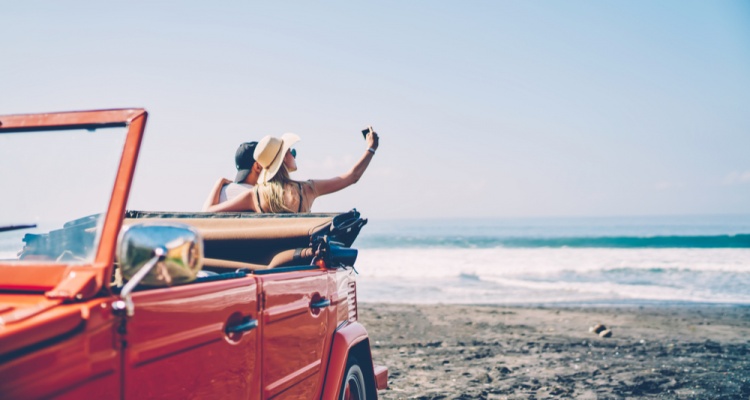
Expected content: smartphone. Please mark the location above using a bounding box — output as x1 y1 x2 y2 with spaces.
361 126 373 139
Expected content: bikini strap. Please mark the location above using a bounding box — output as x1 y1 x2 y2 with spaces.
254 187 264 213
296 182 303 213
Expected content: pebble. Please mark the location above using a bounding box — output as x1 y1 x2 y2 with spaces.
599 329 613 338
497 366 512 375
472 372 493 384
589 324 607 334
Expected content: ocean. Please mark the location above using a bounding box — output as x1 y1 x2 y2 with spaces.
3 214 749 306
353 215 750 305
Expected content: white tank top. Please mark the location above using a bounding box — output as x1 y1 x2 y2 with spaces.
219 183 253 203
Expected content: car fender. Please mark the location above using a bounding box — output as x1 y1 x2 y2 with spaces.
320 321 372 399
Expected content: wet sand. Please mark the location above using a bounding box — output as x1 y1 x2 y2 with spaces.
359 303 750 399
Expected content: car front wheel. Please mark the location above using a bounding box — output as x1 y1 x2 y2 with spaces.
340 356 367 400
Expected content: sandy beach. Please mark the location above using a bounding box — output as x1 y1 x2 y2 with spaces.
360 303 750 399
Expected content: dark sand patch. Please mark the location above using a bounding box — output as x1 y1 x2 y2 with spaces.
361 303 750 399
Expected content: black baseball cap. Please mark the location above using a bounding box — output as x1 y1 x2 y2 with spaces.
234 142 258 183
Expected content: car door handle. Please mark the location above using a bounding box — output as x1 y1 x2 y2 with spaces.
310 299 330 309
226 318 258 334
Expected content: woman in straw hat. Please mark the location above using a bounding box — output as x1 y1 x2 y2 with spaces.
205 128 379 213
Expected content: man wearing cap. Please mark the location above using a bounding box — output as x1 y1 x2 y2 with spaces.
201 142 262 211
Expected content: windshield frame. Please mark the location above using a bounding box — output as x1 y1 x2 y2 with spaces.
0 109 147 295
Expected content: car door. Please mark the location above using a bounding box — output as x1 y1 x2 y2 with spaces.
121 276 259 399
256 267 330 399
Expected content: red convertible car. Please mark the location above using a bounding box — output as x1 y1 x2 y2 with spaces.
0 109 387 399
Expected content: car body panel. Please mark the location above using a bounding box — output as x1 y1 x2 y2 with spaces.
122 276 260 399
0 298 118 399
258 268 330 399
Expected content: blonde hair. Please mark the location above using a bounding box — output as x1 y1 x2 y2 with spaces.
256 165 297 213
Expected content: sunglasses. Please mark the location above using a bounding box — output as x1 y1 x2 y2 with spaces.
290 148 297 158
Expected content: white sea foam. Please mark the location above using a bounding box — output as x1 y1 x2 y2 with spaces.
356 248 750 277
354 248 750 304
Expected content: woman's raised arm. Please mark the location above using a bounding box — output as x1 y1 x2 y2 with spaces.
313 130 379 196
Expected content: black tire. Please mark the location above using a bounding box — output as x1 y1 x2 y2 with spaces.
340 356 367 400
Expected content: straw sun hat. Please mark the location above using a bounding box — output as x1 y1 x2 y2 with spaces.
253 133 300 184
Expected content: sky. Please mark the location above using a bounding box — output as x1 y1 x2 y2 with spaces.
2 1 749 220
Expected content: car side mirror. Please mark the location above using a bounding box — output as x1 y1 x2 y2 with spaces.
114 223 203 316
